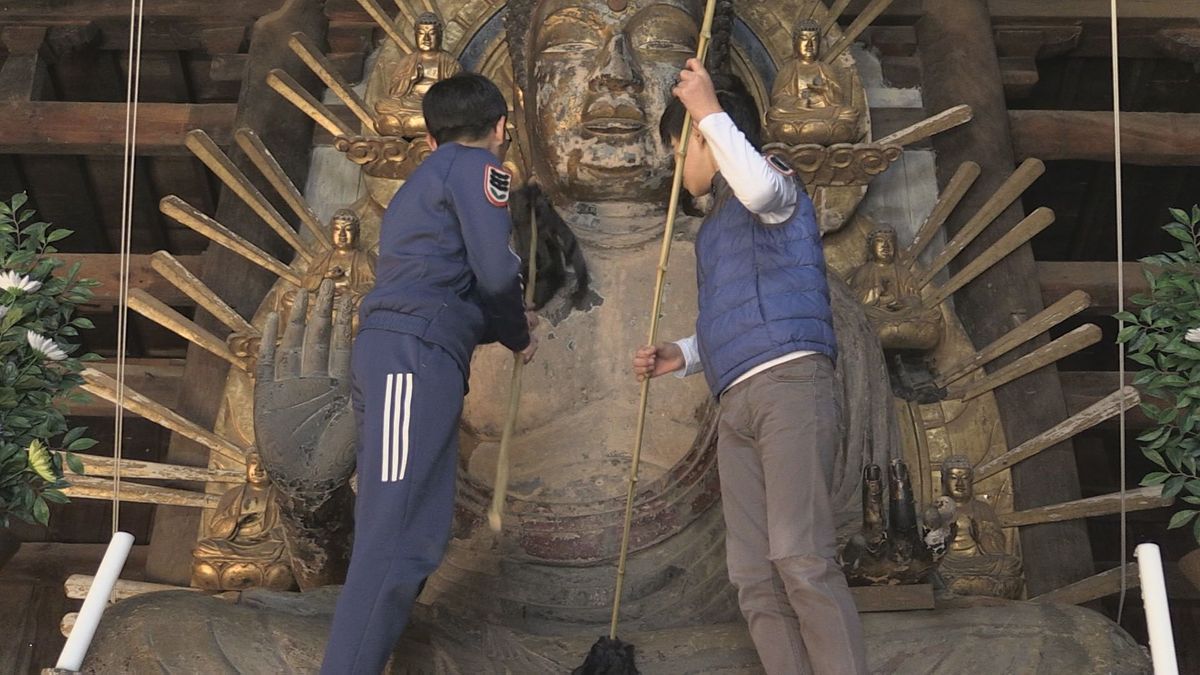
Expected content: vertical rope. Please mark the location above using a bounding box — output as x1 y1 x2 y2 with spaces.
113 0 146 534
1109 0 1129 623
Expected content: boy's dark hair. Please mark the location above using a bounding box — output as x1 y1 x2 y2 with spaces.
422 73 508 145
658 74 762 151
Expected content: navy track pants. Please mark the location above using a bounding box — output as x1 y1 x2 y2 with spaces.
321 329 464 674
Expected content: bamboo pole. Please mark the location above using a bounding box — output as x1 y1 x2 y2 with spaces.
936 290 1092 387
488 203 538 533
974 386 1139 483
1032 564 1140 605
609 0 720 642
926 206 1055 306
160 196 303 286
945 324 1101 402
80 368 246 465
150 251 257 336
185 130 313 263
902 161 980 268
915 158 1046 289
234 128 330 250
999 486 1172 528
875 104 973 148
126 288 250 373
288 32 376 132
266 68 355 137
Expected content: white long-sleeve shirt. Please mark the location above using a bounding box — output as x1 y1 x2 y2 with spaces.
674 112 816 389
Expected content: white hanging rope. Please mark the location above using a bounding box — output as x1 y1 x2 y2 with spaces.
113 0 146 534
1109 0 1129 622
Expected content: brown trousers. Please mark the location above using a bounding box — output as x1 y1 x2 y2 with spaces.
717 355 868 675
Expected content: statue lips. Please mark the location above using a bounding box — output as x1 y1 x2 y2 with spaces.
582 97 646 137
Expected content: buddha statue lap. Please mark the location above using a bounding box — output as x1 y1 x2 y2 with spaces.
937 455 1023 599
374 12 463 138
766 19 864 147
192 452 294 591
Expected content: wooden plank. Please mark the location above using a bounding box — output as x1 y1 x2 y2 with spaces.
0 0 283 19
1059 371 1156 430
1010 110 1200 166
63 357 184 417
65 574 196 602
1032 563 1139 605
0 101 236 155
1038 261 1147 314
999 486 1173 528
850 584 934 612
63 474 222 509
54 252 203 306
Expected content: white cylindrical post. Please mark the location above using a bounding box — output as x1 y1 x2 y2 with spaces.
55 531 135 671
1135 543 1179 675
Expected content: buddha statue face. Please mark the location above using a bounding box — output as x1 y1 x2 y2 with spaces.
330 210 359 250
942 465 973 502
415 18 442 53
869 229 897 264
794 27 820 63
524 0 701 203
245 453 268 486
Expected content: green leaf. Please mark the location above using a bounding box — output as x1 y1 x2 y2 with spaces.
1114 311 1139 323
44 228 73 243
1168 509 1197 529
1169 207 1190 225
1184 496 1200 506
41 488 69 504
66 437 97 451
63 451 84 475
1117 325 1140 343
1130 352 1157 368
1165 475 1188 499
1142 471 1171 486
32 496 49 525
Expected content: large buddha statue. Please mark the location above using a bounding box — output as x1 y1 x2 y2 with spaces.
374 12 463 138
937 455 1023 599
848 225 943 351
192 452 294 591
766 19 864 146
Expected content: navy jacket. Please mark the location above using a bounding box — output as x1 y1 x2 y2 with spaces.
695 176 837 396
358 143 529 381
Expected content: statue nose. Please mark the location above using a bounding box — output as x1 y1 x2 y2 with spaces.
589 33 644 93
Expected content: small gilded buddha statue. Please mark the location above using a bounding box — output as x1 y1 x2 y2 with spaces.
936 455 1023 599
277 209 377 330
192 452 295 591
765 19 864 146
848 225 943 351
374 12 463 138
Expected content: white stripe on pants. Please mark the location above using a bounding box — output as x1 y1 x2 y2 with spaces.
380 372 414 483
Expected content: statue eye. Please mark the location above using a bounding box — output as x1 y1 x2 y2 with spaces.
637 39 692 53
542 40 600 55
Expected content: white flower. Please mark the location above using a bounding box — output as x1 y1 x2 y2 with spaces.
26 331 67 361
1187 327 1200 344
0 270 40 293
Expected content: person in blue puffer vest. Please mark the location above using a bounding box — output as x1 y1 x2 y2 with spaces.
322 73 538 675
632 59 867 675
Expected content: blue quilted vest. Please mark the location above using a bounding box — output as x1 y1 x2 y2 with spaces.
694 176 838 396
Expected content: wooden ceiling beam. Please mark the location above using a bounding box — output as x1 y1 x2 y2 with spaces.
1038 261 1146 315
0 101 236 155
0 1 283 20
988 0 1200 20
1058 371 1154 430
1011 110 1200 166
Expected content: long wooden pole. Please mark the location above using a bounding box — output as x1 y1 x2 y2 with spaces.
487 201 538 532
609 0 719 640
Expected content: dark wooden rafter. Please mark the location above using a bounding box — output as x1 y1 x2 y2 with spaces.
1011 110 1200 165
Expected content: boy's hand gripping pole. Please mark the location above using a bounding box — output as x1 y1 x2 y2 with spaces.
488 203 538 533
609 0 720 640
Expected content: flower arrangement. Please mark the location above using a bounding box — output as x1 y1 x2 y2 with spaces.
0 193 99 527
1116 206 1200 544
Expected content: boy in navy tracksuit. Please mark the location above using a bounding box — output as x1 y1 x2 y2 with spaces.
322 73 537 674
633 60 867 674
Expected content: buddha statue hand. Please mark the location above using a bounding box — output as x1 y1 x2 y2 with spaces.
254 280 355 588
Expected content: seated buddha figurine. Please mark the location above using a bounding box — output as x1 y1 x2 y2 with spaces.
374 12 463 138
192 452 294 591
936 455 1023 598
848 225 942 351
277 209 376 330
766 19 864 146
